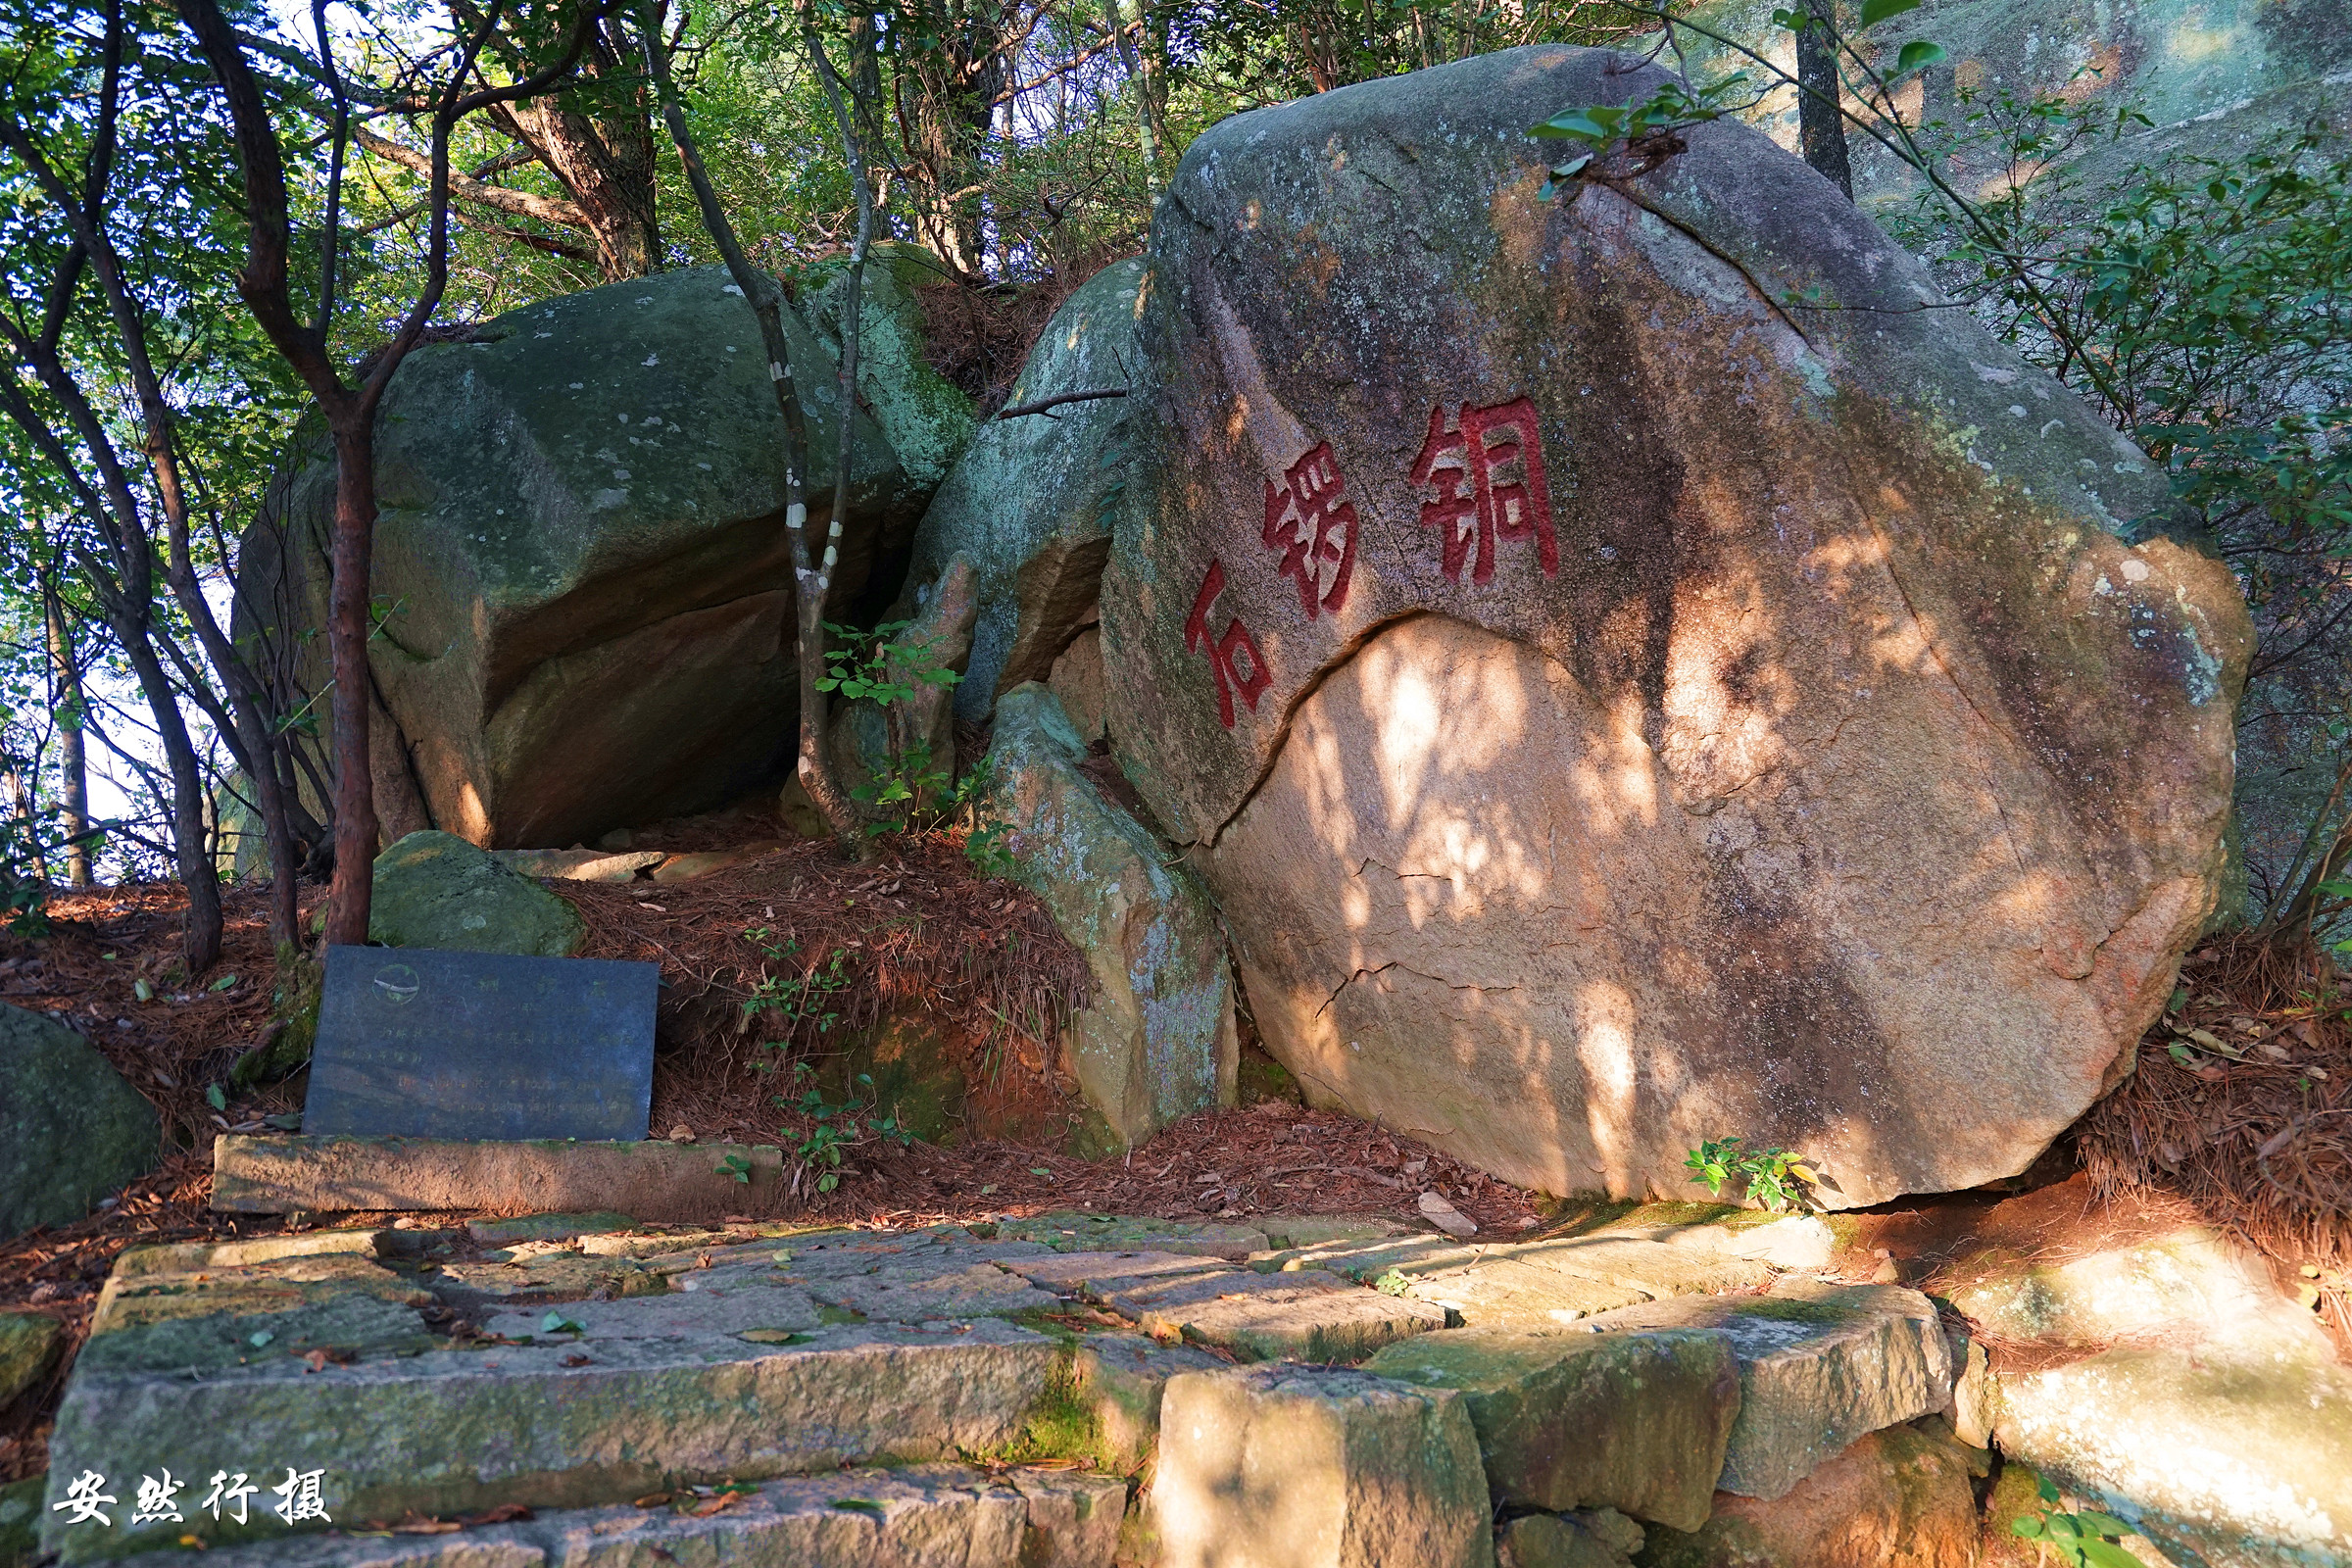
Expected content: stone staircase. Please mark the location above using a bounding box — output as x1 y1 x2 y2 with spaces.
35 1208 1963 1567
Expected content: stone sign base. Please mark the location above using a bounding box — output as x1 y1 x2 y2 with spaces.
210 1135 789 1223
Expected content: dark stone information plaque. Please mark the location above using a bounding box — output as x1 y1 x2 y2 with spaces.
303 945 658 1141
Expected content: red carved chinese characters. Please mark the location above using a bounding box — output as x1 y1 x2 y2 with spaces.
1262 443 1358 618
1185 561 1270 729
1410 397 1557 583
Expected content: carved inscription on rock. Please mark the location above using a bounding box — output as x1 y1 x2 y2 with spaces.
1185 560 1271 728
1411 397 1556 582
1261 442 1359 618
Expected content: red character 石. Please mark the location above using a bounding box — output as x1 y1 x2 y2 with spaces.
1185 561 1270 728
1410 397 1557 583
1262 443 1358 618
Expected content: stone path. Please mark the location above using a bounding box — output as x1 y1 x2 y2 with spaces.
26 1206 2013 1567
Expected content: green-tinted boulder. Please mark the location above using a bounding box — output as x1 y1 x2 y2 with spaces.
0 1311 63 1406
368 830 585 956
908 258 1145 721
805 245 978 496
1363 1327 1738 1532
828 1010 969 1146
237 265 925 851
0 1003 160 1240
977 685 1236 1151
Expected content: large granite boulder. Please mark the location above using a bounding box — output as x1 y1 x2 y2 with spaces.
907 259 1146 722
1099 45 2251 1208
1 1003 160 1239
977 684 1237 1151
239 264 960 850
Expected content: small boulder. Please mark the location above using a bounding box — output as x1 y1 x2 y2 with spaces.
493 848 663 882
0 1003 160 1240
831 1010 970 1146
977 685 1236 1150
1362 1327 1738 1532
368 830 585 956
1636 1423 1982 1568
0 1310 64 1405
909 258 1146 721
1151 1364 1496 1568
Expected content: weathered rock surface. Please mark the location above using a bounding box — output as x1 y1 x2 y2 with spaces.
996 1211 1271 1258
1581 1282 1950 1500
367 831 584 956
1069 1332 1230 1471
1100 44 2248 1208
238 265 933 851
831 556 980 806
1948 1225 2352 1567
0 1002 160 1240
1362 1326 1739 1531
1152 1365 1496 1568
1104 1266 1446 1362
1501 1510 1645 1568
911 258 1146 721
804 246 979 496
491 848 662 881
979 685 1237 1150
1635 1423 1983 1568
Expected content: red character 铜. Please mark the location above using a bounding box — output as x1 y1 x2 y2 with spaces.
1410 397 1557 583
1185 561 1270 728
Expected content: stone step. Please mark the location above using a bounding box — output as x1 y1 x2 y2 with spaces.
1573 1279 1951 1501
43 1323 1066 1561
1150 1365 1494 1568
93 1465 1126 1568
1362 1325 1740 1533
996 1250 1447 1361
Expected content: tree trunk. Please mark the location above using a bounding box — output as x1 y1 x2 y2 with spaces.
503 97 661 280
323 416 380 946
493 16 661 282
43 575 91 889
1797 1 1854 199
112 608 221 970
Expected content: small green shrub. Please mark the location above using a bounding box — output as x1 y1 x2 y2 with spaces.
2011 1475 2152 1567
1683 1137 1816 1212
